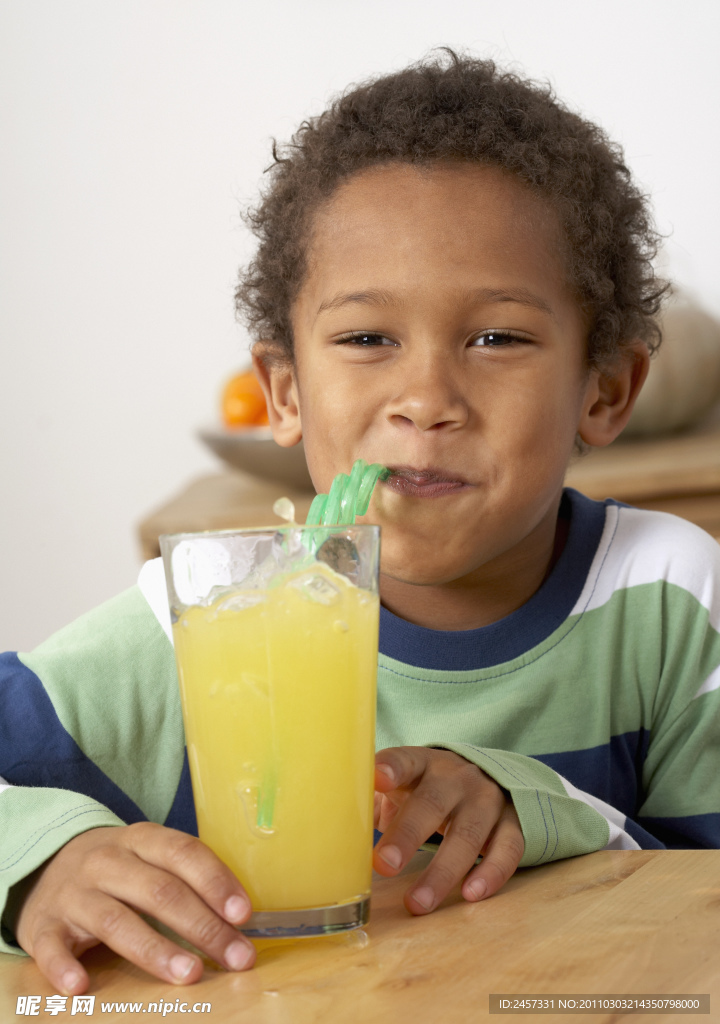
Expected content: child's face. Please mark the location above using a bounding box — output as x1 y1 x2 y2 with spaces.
263 162 621 592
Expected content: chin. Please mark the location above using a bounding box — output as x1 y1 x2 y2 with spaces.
379 553 466 588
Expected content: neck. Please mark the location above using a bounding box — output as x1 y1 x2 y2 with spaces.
379 497 569 631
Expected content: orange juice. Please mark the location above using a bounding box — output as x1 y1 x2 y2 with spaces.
172 562 379 913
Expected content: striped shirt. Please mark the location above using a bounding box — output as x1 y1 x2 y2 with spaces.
1 489 718 952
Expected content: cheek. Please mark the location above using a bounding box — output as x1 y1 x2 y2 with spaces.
482 372 586 498
506 363 586 442
296 379 359 489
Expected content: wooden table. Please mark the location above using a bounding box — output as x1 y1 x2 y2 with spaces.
1 850 718 1022
137 416 720 561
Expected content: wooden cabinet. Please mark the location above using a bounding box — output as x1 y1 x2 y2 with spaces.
565 416 720 540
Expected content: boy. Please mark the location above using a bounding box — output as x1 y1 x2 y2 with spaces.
2 52 719 996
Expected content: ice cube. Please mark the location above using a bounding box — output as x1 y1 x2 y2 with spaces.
273 497 296 523
289 571 341 606
317 536 360 577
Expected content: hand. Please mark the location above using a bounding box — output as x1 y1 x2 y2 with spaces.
14 823 256 995
373 746 524 914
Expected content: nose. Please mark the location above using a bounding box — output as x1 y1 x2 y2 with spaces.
385 354 469 432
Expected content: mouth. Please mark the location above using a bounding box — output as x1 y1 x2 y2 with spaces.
382 465 470 499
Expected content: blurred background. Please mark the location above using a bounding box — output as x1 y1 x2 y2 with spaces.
2 0 719 651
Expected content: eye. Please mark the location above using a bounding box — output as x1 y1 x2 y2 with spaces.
336 332 396 347
470 331 525 347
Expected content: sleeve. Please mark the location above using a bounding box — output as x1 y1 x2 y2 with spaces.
430 742 651 866
436 541 720 863
441 676 720 864
0 582 186 954
634 595 720 849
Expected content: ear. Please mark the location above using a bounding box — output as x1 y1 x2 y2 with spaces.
577 342 651 448
252 347 303 448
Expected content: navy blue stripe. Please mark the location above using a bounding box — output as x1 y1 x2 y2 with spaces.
378 488 608 671
637 814 720 849
0 652 146 825
163 748 198 835
533 730 650 819
623 817 666 850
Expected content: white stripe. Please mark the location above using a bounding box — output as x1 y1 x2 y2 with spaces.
137 558 174 646
571 505 720 630
0 774 12 797
603 823 642 851
570 502 621 616
694 663 720 700
556 773 642 851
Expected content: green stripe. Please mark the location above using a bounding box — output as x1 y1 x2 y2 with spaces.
377 581 720 757
640 688 720 817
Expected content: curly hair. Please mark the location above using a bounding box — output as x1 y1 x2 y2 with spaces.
236 50 667 367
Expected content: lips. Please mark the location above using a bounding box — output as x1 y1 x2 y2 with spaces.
382 466 469 498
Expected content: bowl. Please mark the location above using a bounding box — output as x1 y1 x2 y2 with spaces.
198 427 314 491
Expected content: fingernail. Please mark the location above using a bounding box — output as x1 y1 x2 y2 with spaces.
225 939 254 971
61 970 81 994
376 764 395 784
412 886 435 911
466 878 488 901
379 844 402 869
169 953 197 981
224 894 250 923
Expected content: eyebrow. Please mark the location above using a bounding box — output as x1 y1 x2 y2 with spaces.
316 289 395 316
315 285 554 318
466 287 555 316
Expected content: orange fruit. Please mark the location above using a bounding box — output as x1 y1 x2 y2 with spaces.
221 370 268 428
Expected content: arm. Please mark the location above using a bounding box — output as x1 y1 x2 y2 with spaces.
374 598 720 906
370 737 651 919
636 671 720 849
0 782 126 954
0 584 184 952
370 737 668 919
434 742 652 860
0 585 255 991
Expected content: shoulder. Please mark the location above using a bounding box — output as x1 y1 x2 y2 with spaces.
19 570 177 729
572 499 720 623
22 576 171 668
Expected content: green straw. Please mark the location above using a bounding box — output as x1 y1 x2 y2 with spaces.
256 768 276 832
257 459 387 833
306 459 388 526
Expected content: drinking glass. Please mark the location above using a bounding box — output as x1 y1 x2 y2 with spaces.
160 524 380 936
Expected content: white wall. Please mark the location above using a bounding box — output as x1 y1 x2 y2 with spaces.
2 0 719 651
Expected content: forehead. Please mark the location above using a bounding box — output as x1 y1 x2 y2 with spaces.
298 161 575 320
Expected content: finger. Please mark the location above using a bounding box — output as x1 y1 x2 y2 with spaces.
373 769 463 877
374 792 382 828
461 805 525 903
377 793 403 833
75 890 214 984
104 856 255 973
403 798 500 915
123 823 251 926
30 925 91 997
374 746 431 793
